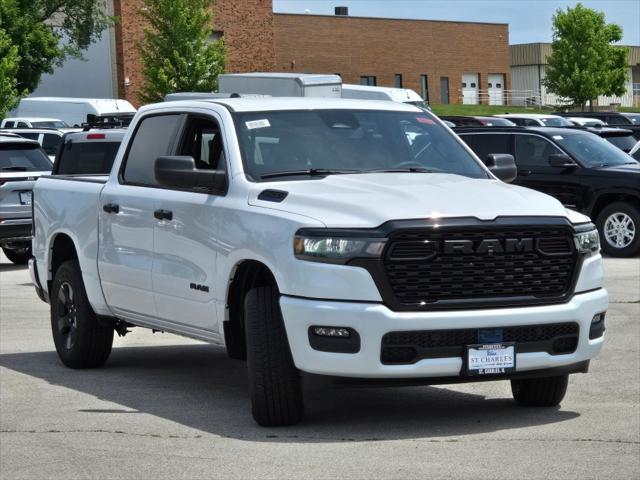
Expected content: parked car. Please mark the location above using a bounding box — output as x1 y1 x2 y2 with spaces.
555 112 640 139
629 140 640 161
594 128 638 153
341 84 429 109
495 114 573 127
31 98 607 426
1 117 68 129
0 133 52 264
456 126 640 256
440 115 516 127
567 117 607 127
0 128 64 161
12 97 136 128
54 128 126 175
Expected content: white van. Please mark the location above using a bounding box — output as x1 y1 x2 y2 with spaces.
218 73 342 98
14 97 136 127
341 84 429 109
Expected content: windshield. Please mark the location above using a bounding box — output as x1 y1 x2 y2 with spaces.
55 141 121 174
623 113 640 125
0 146 52 171
541 117 572 127
605 135 638 153
33 120 68 128
234 109 489 181
555 133 639 167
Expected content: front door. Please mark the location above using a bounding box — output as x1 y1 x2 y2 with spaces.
98 113 184 321
512 133 589 211
152 114 227 334
440 77 450 104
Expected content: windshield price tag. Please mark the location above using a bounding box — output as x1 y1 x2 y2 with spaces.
466 343 515 376
246 119 271 130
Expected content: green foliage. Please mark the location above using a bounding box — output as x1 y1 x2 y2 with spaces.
0 0 115 94
544 3 628 109
0 28 22 117
137 0 225 104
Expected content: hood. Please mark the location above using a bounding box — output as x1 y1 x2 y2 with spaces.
248 173 571 228
593 162 640 174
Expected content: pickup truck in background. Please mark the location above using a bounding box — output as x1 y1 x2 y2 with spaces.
30 98 608 426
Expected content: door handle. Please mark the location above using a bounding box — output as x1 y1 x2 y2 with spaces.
518 169 532 176
154 209 173 221
103 203 119 214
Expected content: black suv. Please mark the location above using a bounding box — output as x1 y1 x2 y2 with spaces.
555 112 640 139
456 126 640 257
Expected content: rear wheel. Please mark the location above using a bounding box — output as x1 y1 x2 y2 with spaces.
511 374 569 407
51 260 114 368
2 243 31 265
596 202 640 257
244 285 304 426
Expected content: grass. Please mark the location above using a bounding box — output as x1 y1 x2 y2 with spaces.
430 104 640 116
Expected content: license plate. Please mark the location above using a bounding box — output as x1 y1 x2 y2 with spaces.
19 191 32 205
466 343 515 376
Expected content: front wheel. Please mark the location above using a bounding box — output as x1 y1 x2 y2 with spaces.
511 375 569 407
596 202 640 257
51 260 114 368
244 285 304 426
2 243 31 265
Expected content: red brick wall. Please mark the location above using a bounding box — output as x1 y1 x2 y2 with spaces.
273 14 510 104
113 0 275 106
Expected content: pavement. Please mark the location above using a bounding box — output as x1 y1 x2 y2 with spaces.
0 251 638 479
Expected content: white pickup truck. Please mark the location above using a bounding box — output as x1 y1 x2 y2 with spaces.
30 98 608 426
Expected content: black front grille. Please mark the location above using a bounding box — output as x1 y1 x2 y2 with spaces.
383 226 577 308
381 322 579 364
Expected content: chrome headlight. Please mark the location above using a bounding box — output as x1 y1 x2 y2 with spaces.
574 228 600 254
294 232 386 264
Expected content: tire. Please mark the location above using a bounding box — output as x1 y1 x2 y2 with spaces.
511 374 569 407
50 260 114 369
244 285 304 426
596 202 640 257
2 244 31 265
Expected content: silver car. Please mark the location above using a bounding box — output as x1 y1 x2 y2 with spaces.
0 134 52 264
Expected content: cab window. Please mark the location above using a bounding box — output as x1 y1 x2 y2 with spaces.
179 116 226 171
514 134 563 167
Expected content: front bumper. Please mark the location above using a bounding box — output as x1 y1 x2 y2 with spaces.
280 288 608 379
0 218 31 244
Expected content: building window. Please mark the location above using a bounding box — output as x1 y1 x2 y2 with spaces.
394 74 403 88
420 75 429 101
360 75 376 86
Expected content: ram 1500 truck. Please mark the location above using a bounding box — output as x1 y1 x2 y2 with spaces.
30 98 608 426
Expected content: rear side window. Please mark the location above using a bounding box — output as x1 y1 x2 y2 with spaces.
514 134 563 167
460 133 511 162
56 141 121 175
42 133 62 156
122 114 182 185
0 146 52 172
3 121 15 128
17 122 29 128
607 115 630 125
17 132 39 141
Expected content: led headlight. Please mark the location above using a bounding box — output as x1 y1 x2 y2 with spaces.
294 233 386 264
574 228 600 254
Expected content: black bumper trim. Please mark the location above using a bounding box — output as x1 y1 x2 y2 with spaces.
30 257 49 303
0 223 32 242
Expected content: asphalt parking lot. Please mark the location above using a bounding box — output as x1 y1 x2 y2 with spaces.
0 252 638 479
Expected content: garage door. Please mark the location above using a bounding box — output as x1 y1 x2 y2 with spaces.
488 74 505 105
462 73 479 105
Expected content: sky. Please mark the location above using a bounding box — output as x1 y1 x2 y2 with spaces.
273 0 640 45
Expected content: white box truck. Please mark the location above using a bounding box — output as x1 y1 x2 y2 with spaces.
342 84 429 109
14 97 137 127
218 73 342 98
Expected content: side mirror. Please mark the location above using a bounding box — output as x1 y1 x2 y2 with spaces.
155 156 227 193
548 153 577 168
485 153 517 183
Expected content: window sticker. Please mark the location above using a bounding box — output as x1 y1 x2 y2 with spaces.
416 116 435 124
553 135 564 140
246 119 271 130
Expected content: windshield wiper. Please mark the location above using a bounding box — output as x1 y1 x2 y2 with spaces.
1 166 28 171
365 167 435 173
260 168 360 179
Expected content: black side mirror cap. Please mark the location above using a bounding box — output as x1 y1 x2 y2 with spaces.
485 153 517 183
548 153 578 168
155 155 227 193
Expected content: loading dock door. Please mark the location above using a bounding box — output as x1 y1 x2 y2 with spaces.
462 73 479 104
488 74 505 105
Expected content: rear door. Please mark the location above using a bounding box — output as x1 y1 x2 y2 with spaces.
98 113 183 321
512 133 590 211
151 113 228 333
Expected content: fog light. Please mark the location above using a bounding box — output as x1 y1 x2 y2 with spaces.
589 312 606 339
312 326 351 338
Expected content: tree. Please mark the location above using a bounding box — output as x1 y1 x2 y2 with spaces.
137 0 225 104
0 0 115 94
543 3 628 110
0 28 22 118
